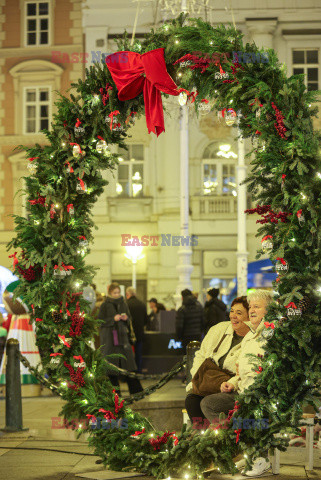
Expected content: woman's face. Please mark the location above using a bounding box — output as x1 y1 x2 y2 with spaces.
249 298 267 330
110 288 121 298
229 303 250 336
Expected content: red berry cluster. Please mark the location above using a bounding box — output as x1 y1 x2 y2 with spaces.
271 102 287 139
99 83 113 106
173 54 211 73
16 264 41 282
29 194 46 206
245 205 292 224
69 302 85 337
64 361 85 389
113 389 124 414
148 431 176 451
223 61 243 84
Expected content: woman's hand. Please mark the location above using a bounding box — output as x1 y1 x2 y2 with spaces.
220 382 234 393
114 314 121 321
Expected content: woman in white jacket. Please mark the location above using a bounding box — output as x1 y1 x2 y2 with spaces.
218 289 274 478
185 296 250 426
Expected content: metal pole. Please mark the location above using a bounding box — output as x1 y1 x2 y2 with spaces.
186 340 201 384
132 261 137 290
174 0 193 308
236 125 248 296
4 339 25 432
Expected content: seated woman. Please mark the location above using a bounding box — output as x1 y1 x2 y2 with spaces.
204 289 274 477
185 296 250 427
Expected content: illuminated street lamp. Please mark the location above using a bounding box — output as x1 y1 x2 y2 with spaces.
124 245 145 289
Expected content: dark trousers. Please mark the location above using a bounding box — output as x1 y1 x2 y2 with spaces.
109 374 143 395
185 393 206 423
135 340 143 374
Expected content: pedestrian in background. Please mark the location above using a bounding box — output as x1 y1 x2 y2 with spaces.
99 282 143 395
147 297 165 330
176 288 205 354
126 286 148 373
204 288 227 334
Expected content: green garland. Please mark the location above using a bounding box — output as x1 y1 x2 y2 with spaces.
8 13 321 478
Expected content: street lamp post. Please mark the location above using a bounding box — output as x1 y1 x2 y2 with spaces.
236 125 248 296
125 246 145 290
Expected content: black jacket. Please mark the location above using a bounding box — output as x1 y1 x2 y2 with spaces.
204 297 227 334
126 295 148 341
176 295 205 339
98 296 136 371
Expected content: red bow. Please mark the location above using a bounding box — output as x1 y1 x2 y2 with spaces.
78 236 86 240
78 177 86 191
58 335 71 348
35 318 43 322
125 111 137 124
75 118 81 127
107 110 120 131
264 322 275 329
73 355 85 364
132 428 146 436
285 302 297 309
28 157 39 162
65 161 74 173
67 204 74 213
235 428 242 444
106 48 179 136
86 414 96 420
9 252 18 270
282 174 287 180
262 235 273 242
297 209 303 218
276 257 286 266
70 142 83 155
97 135 105 141
50 353 63 357
54 263 74 272
255 366 263 374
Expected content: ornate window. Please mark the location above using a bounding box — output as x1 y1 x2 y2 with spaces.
292 49 319 91
25 1 50 46
201 141 238 196
116 144 144 197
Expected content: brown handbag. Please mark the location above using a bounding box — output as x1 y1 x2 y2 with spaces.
191 332 233 396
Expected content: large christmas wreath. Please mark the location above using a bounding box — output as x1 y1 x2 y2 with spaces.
8 14 321 479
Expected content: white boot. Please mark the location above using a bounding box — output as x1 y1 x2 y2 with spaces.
242 457 271 477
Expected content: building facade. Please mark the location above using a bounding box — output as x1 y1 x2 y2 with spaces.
1 0 321 307
82 1 321 305
0 0 83 264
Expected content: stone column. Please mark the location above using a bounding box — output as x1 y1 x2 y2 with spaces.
245 18 278 49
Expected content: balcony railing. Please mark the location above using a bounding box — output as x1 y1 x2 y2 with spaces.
191 195 252 219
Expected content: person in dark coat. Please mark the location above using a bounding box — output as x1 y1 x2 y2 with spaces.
204 288 227 334
126 286 148 373
176 289 205 354
146 297 165 331
99 282 143 395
